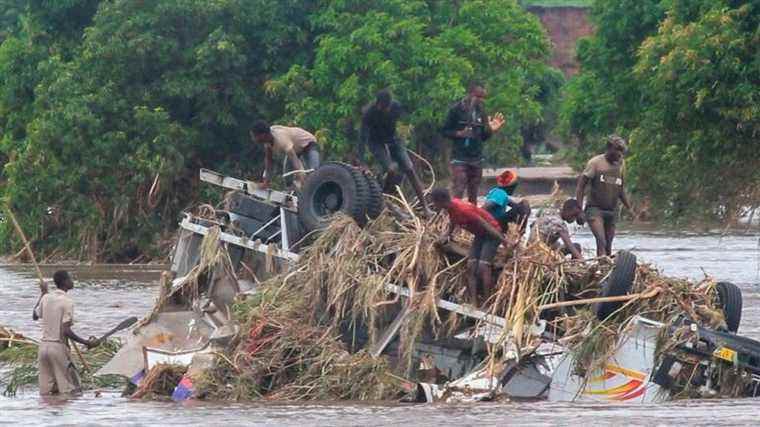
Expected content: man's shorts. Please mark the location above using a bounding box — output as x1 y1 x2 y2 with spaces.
449 160 483 182
369 139 414 174
469 234 500 263
585 206 617 226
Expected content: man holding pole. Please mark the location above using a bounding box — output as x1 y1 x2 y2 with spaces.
35 270 100 395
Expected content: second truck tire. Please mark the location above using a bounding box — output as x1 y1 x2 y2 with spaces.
595 250 637 321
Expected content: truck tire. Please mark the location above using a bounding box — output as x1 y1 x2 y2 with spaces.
716 281 742 333
595 250 637 321
335 162 372 225
298 162 369 231
362 169 384 220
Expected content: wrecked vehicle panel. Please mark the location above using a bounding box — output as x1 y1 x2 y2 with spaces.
549 316 664 403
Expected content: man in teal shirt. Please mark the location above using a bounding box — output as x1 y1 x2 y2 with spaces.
482 170 531 234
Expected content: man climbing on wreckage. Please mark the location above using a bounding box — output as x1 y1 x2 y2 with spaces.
357 89 433 216
33 270 100 395
250 120 321 190
441 82 506 205
530 199 584 260
431 187 510 307
481 170 532 235
576 135 633 256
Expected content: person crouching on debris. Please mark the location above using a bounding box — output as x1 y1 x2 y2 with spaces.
530 199 584 260
34 270 100 395
575 135 632 256
357 89 432 216
250 120 321 190
482 170 532 235
432 187 510 307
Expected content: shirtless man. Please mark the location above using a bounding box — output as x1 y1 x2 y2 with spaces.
576 135 633 256
35 270 99 395
250 120 320 190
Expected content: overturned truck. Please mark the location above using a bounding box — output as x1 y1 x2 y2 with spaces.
97 165 760 403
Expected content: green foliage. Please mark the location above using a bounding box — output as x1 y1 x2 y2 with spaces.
630 1 760 220
0 0 316 260
560 0 760 222
519 0 592 6
0 0 25 42
271 0 554 167
558 0 666 161
0 0 556 260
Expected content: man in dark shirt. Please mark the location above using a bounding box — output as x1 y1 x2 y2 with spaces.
441 83 505 204
358 89 431 215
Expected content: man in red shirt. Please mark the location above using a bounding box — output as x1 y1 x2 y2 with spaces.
432 187 509 306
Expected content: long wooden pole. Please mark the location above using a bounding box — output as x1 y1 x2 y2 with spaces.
538 287 662 311
5 205 46 291
4 204 91 371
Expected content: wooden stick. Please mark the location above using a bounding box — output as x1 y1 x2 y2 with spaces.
73 344 91 372
5 205 46 290
538 287 662 311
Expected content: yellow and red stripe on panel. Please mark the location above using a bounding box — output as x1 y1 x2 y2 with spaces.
583 364 648 401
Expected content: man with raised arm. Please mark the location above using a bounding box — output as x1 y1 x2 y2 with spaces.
441 82 505 205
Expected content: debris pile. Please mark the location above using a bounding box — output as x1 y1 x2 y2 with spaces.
193 206 734 401
0 205 743 402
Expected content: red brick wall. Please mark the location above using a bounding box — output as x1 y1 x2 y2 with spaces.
527 6 593 76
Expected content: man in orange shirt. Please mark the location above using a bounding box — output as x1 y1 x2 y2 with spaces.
432 187 509 306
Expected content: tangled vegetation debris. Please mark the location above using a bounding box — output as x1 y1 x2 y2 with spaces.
0 206 738 402
0 326 124 396
192 206 734 401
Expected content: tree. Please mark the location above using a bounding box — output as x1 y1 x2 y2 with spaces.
1 0 316 260
269 0 554 167
558 0 666 162
630 1 760 221
560 0 760 222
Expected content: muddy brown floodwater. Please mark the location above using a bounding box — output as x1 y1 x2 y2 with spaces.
1 229 759 426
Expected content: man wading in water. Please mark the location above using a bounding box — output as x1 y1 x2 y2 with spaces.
441 82 505 205
358 89 433 216
432 187 510 307
34 270 100 395
576 135 633 256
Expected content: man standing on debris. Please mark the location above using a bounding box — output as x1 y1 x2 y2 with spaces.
481 170 532 234
358 89 432 215
34 270 100 395
250 120 321 190
576 135 633 256
441 82 506 205
432 187 510 307
530 199 584 259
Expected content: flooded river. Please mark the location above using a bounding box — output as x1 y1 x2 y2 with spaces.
1 230 759 426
